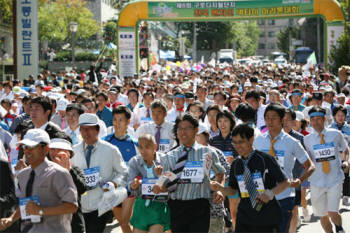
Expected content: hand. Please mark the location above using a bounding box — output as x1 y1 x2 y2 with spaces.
133 124 140 130
226 156 234 164
342 161 349 173
130 178 142 190
210 181 223 192
257 193 271 204
25 201 40 215
153 184 167 194
15 159 27 171
52 155 71 170
0 218 13 231
289 178 301 188
212 191 224 204
154 166 163 176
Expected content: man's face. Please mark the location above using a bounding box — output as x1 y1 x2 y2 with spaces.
207 110 219 127
324 93 334 103
151 107 166 126
196 88 206 101
189 106 202 120
23 144 48 168
143 95 154 108
246 97 259 110
174 97 185 109
138 138 157 161
30 103 50 125
22 100 31 114
109 92 118 103
177 120 197 146
334 110 346 125
264 110 282 132
97 96 107 108
128 92 138 104
232 134 254 157
283 113 295 133
291 95 302 106
113 113 130 134
80 125 99 145
66 109 80 129
84 102 96 114
310 116 325 132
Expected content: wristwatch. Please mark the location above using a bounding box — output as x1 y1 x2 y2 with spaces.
38 209 44 216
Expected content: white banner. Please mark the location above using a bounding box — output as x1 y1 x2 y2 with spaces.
118 28 136 78
16 0 39 81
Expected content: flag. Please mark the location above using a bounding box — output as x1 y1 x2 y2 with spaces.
302 52 317 70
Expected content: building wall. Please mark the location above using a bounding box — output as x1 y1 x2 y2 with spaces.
85 0 117 25
257 18 294 58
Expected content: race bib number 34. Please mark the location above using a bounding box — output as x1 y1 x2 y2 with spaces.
313 143 336 162
84 167 100 188
180 161 204 183
141 178 168 197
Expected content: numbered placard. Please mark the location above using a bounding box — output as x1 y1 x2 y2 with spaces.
223 151 233 157
179 161 204 183
141 178 168 200
141 117 152 124
313 143 336 162
158 139 170 152
237 172 265 198
83 167 100 188
19 196 41 223
275 150 285 169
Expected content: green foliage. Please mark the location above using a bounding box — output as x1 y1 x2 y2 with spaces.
54 50 71 61
103 21 118 44
329 32 350 73
0 0 12 25
277 26 300 58
54 50 98 62
38 0 100 43
232 21 261 57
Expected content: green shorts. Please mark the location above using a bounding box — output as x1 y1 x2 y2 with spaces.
130 198 171 232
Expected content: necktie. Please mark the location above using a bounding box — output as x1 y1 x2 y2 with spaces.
243 162 262 211
155 126 161 150
320 133 331 174
61 117 65 129
166 147 190 192
146 108 150 118
268 138 277 157
26 170 35 197
86 145 94 168
72 131 78 145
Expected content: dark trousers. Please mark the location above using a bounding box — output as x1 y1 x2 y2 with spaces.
168 198 210 233
235 222 279 233
343 171 350 196
278 197 295 233
83 210 111 233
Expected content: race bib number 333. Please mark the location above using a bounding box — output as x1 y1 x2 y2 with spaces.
83 167 100 188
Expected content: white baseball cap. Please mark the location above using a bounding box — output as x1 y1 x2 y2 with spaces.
18 129 50 147
197 123 209 135
79 113 99 126
49 138 74 157
56 98 69 111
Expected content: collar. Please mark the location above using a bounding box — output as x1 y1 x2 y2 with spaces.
83 140 99 151
267 130 284 141
137 152 163 167
240 149 255 166
32 158 50 176
180 141 198 151
37 121 49 130
113 133 129 141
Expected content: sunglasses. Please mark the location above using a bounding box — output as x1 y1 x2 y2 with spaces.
22 142 47 150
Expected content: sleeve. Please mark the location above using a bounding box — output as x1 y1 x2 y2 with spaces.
53 169 78 206
0 161 17 216
69 167 88 196
293 140 309 165
111 147 129 188
336 131 348 153
9 117 20 134
127 158 141 196
215 149 230 179
210 148 225 175
228 161 239 190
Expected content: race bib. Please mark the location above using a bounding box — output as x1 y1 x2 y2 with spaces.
237 172 265 198
179 161 204 183
141 178 168 199
140 117 152 124
158 139 170 152
313 143 336 162
83 167 100 188
223 151 233 157
11 158 18 175
275 150 285 169
19 196 41 223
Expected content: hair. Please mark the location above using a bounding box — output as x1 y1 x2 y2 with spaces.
216 110 236 131
245 90 260 101
143 91 155 99
66 103 86 115
174 113 199 130
214 91 227 100
127 88 139 99
151 99 168 113
112 105 132 120
96 92 108 101
332 105 347 116
285 108 296 120
138 134 156 145
164 94 174 102
31 96 53 120
206 104 221 115
308 106 326 117
22 95 32 104
264 103 286 120
1 99 12 106
235 103 256 123
232 123 255 140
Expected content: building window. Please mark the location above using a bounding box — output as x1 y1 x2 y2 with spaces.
268 31 275 37
259 32 265 38
258 43 265 49
268 19 275 25
258 20 265 25
268 43 276 49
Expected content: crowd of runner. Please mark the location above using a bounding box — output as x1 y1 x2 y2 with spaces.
0 61 349 233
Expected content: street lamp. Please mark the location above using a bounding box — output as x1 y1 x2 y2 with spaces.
69 22 78 63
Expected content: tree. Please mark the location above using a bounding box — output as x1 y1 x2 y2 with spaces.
38 0 100 42
103 21 118 45
0 0 12 25
232 21 261 57
277 26 299 58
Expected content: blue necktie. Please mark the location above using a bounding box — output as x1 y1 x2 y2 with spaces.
72 131 78 145
86 145 94 168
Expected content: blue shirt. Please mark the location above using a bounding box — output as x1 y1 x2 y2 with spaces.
330 122 350 146
254 130 309 200
290 104 306 112
96 106 113 127
104 133 138 163
304 128 347 188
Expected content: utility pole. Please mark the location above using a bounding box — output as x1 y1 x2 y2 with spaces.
192 22 197 62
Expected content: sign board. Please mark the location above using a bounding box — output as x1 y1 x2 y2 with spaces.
118 28 136 78
292 39 303 46
148 0 313 19
16 0 39 81
327 22 344 62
